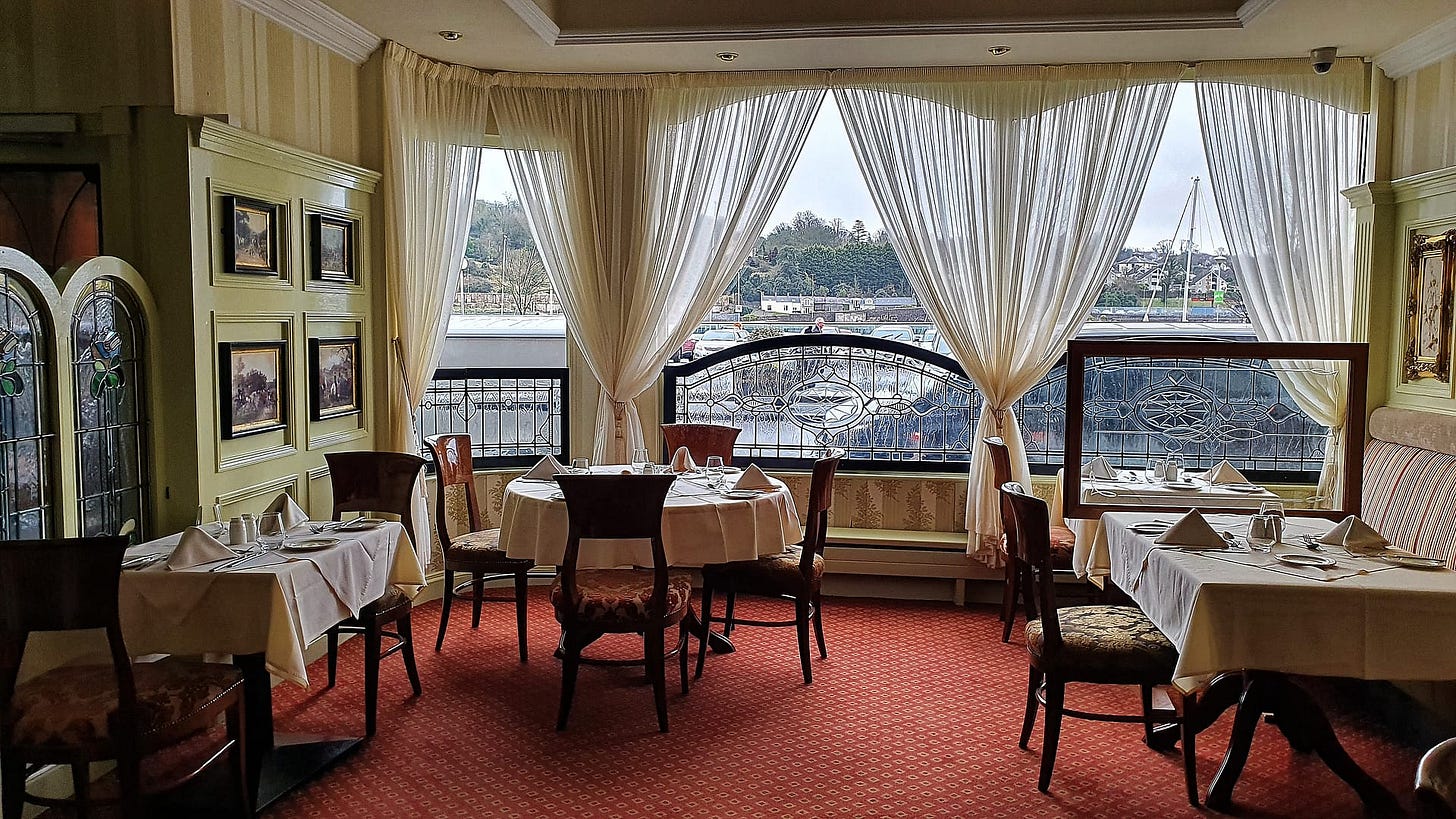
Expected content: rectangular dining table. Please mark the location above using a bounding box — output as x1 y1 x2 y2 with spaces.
118 522 426 810
1104 510 1456 812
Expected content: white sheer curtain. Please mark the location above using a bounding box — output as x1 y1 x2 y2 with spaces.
833 64 1181 559
492 74 826 463
381 42 493 562
1195 59 1368 506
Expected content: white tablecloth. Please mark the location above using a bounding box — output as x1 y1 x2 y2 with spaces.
1104 511 1456 684
119 522 426 686
1053 468 1279 578
500 467 802 568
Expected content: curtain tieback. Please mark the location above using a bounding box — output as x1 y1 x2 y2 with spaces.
612 400 628 440
989 405 1009 429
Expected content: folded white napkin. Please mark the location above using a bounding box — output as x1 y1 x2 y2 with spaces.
731 463 775 490
166 526 234 570
1318 515 1391 555
670 446 698 474
1153 509 1225 549
263 491 309 530
1200 460 1250 485
1081 456 1117 480
523 455 566 481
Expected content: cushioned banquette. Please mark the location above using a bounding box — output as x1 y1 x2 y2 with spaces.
1364 407 1456 567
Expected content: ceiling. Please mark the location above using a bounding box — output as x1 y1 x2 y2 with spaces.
317 0 1453 73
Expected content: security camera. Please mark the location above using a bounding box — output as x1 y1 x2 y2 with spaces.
1310 46 1337 74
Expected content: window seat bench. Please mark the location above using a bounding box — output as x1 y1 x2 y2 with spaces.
822 527 998 604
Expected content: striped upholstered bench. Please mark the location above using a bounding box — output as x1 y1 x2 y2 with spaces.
1363 407 1456 567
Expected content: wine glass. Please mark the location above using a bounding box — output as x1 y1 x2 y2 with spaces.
257 512 286 552
705 455 725 487
571 457 590 474
631 448 650 474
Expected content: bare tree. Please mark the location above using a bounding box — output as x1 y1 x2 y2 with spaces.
488 248 553 314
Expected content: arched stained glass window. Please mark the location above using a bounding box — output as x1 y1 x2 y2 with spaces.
72 277 148 538
0 269 51 538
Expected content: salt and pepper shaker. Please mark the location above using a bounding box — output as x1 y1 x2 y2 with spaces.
228 516 248 546
241 513 258 544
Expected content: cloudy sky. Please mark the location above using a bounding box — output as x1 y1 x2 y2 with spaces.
475 84 1227 253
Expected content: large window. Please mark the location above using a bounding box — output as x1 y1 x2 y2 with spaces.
0 269 51 538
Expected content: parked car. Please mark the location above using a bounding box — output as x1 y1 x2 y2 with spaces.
870 325 918 344
670 336 698 362
693 328 749 358
919 328 954 356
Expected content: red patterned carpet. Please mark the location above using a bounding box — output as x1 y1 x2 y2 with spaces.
266 591 1420 818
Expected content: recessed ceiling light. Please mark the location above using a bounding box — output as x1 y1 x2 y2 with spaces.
716 51 739 63
438 30 463 41
987 45 1012 56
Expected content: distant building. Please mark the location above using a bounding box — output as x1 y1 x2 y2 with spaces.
760 295 813 314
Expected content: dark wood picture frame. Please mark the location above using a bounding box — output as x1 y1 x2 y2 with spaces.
1404 230 1456 384
308 336 361 421
1062 339 1369 523
222 195 281 277
219 340 288 439
309 214 356 284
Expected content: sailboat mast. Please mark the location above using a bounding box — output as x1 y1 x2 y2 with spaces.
1181 176 1199 322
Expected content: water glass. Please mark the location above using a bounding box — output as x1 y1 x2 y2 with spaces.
631 448 650 473
1259 500 1285 517
1247 514 1280 552
571 457 590 474
705 455 725 485
257 512 286 551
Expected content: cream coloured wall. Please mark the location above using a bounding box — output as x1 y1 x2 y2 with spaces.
171 0 365 164
1392 55 1456 179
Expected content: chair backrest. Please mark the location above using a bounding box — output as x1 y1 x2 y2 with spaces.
1418 738 1456 819
984 437 1016 551
999 482 1062 651
553 474 676 622
324 451 428 542
800 449 844 575
0 537 137 748
424 434 481 549
662 424 741 467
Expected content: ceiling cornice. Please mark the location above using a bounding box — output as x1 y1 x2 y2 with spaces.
1375 11 1456 78
233 0 381 64
500 0 562 45
1236 0 1282 26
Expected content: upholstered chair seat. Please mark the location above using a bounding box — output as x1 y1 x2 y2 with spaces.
1024 605 1178 685
1048 525 1077 569
701 548 824 597
550 569 693 627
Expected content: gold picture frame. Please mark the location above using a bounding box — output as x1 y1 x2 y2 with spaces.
1404 230 1456 383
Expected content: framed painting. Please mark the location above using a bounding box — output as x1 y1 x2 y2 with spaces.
1404 230 1456 383
219 340 287 439
309 214 356 284
222 195 280 276
308 336 361 421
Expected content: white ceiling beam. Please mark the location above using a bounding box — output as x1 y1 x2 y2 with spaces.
1375 11 1456 79
233 0 382 64
500 0 562 45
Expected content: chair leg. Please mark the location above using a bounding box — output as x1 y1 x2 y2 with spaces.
811 591 827 659
646 628 669 733
364 615 382 736
72 762 90 819
435 569 454 652
795 598 813 685
723 591 737 638
1020 665 1043 750
1000 556 1018 642
557 630 582 731
1140 684 1157 746
678 619 690 695
399 611 423 697
471 572 485 629
695 581 715 679
326 627 339 688
1 753 25 819
228 697 252 818
515 569 530 662
1038 677 1066 793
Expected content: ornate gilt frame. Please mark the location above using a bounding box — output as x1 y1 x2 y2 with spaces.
1405 230 1456 383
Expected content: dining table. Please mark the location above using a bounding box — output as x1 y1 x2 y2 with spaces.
500 465 803 653
118 519 426 810
1103 510 1456 813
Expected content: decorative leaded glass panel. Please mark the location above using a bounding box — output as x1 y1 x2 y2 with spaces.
72 277 148 538
0 269 51 537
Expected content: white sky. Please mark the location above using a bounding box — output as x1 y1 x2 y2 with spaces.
474 84 1228 253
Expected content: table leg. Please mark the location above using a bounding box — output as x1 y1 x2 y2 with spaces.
233 653 273 803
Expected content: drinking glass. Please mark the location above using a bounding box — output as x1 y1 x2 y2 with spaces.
1259 500 1285 517
257 512 286 551
631 448 650 473
1247 514 1279 552
705 455 725 486
571 457 590 474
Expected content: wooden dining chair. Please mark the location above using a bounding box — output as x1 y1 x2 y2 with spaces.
999 482 1197 803
552 473 692 733
1418 738 1456 819
425 434 537 659
984 437 1078 642
323 450 427 736
661 423 741 466
696 449 842 684
0 537 250 819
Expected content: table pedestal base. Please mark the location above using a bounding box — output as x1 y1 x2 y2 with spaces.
1196 671 1400 816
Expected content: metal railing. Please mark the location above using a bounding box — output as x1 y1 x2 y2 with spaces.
416 367 568 468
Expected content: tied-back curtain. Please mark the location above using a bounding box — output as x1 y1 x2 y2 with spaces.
493 74 825 463
1195 59 1368 507
381 41 493 563
832 64 1181 559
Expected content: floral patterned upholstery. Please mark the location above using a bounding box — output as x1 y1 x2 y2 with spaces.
444 528 532 571
1024 605 1177 685
700 548 823 596
1000 525 1076 570
551 569 693 627
7 658 243 749
370 585 413 620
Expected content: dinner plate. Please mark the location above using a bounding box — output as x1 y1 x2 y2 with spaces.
1275 553 1338 569
721 489 764 499
1162 481 1200 490
283 537 338 552
336 518 387 532
1128 522 1172 534
1379 554 1447 570
1220 483 1264 493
